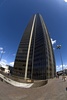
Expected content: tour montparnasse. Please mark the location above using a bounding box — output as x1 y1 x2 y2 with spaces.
13 13 56 80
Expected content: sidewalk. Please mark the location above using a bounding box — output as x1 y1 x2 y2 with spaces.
0 76 67 100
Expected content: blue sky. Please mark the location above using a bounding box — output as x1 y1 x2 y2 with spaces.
0 0 67 71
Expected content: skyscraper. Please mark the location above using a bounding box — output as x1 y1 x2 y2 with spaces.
13 13 56 80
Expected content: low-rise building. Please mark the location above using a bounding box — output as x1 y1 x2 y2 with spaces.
0 65 10 74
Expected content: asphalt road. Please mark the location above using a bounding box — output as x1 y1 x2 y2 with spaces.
0 76 67 100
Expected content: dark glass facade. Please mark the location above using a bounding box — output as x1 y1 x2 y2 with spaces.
13 14 56 80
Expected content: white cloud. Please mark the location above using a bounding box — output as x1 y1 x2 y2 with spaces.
9 62 14 67
53 48 55 50
1 51 5 54
0 47 5 54
0 59 7 66
0 59 14 67
56 64 67 71
0 47 3 51
51 38 56 45
64 0 67 2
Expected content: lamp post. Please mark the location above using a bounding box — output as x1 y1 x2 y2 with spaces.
0 49 5 61
56 45 64 76
0 51 3 61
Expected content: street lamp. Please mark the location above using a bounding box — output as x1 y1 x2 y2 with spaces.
0 49 5 61
56 45 64 75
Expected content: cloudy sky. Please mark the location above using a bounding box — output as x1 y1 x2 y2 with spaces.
0 0 67 71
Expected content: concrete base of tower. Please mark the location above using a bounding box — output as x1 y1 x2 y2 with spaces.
31 79 48 88
0 73 48 88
